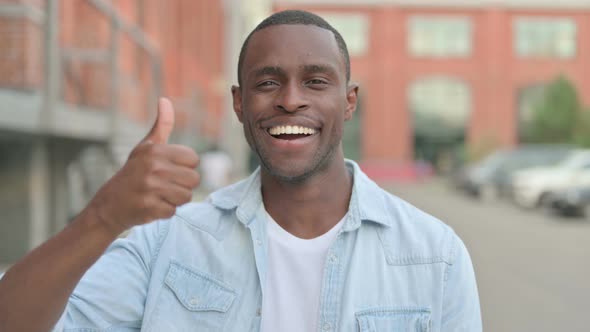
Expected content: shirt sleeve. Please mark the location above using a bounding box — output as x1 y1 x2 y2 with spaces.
440 233 483 331
52 220 170 331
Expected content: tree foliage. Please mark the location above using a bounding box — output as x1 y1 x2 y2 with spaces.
527 76 581 144
573 107 590 147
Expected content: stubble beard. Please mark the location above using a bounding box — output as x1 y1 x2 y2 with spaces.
250 129 341 184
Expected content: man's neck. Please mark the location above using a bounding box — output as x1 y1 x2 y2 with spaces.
260 160 353 239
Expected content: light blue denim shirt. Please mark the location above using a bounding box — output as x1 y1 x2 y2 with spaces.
54 160 481 332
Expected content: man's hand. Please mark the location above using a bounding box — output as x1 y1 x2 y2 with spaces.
89 97 200 235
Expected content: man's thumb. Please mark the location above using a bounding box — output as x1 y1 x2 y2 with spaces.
144 97 175 144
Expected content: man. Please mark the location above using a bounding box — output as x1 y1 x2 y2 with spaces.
0 10 481 332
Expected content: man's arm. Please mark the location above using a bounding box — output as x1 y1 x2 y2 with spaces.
441 234 483 331
0 98 200 332
0 207 125 332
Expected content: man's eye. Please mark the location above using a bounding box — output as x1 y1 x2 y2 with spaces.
306 79 328 86
257 81 278 88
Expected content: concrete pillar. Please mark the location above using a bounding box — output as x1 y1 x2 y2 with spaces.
0 139 34 262
221 0 249 177
41 0 60 132
49 139 80 235
29 139 51 249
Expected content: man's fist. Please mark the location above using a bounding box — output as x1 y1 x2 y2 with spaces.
88 98 200 235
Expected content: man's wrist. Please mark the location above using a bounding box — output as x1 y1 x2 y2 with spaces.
81 203 127 239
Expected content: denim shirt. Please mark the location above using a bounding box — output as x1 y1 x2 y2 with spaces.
54 160 482 332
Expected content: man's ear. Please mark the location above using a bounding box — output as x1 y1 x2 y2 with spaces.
231 85 244 123
344 83 359 121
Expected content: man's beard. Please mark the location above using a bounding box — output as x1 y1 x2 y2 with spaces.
251 134 340 184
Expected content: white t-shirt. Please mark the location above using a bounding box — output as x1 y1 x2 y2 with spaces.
260 210 344 332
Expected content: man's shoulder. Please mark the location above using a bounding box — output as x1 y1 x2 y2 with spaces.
368 185 460 266
352 164 452 239
172 199 234 241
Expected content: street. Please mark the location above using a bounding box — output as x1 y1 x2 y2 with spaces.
385 178 590 332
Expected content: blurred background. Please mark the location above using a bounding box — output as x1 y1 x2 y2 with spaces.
0 0 589 330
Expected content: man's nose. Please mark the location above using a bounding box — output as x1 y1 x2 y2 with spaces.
274 83 309 113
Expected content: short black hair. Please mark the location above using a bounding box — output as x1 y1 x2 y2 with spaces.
237 10 351 86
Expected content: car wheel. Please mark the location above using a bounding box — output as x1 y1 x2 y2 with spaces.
542 200 559 216
538 192 552 208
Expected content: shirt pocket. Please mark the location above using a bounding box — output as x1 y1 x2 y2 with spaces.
159 261 237 331
355 307 431 332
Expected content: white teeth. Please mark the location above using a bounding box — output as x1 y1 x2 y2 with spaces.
268 125 317 136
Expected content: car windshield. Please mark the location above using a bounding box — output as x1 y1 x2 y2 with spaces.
501 147 570 172
477 150 510 170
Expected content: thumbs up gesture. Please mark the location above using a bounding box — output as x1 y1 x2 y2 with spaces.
88 98 201 235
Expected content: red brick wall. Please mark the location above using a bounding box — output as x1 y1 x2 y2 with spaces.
0 2 43 90
60 1 111 109
157 0 225 136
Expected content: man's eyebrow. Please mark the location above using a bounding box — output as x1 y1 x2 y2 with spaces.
251 66 286 79
301 64 337 75
247 64 338 80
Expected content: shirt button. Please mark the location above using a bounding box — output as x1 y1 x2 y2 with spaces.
328 253 337 263
256 238 262 246
256 308 262 316
323 323 331 331
189 297 199 306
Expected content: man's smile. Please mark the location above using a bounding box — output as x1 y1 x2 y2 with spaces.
268 125 318 140
261 123 320 150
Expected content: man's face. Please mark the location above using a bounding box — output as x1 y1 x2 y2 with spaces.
232 24 358 182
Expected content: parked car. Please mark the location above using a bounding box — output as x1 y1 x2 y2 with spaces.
546 186 590 216
511 149 590 208
455 145 571 200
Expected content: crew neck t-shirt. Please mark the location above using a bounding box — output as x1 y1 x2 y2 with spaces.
260 210 345 332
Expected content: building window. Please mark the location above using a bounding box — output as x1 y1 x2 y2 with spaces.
321 13 369 57
514 17 576 58
408 16 472 58
409 77 471 134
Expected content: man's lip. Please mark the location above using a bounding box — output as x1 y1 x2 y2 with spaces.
265 130 318 147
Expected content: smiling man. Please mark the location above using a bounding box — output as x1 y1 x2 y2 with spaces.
0 10 481 332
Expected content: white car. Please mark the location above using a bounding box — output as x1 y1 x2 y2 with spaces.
511 150 590 208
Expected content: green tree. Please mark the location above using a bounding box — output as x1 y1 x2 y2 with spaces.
527 76 581 143
573 107 590 148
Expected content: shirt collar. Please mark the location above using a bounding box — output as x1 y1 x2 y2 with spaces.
209 159 392 229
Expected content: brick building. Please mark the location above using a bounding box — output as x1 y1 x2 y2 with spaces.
275 0 590 172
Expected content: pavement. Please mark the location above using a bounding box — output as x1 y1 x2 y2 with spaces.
384 177 590 332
